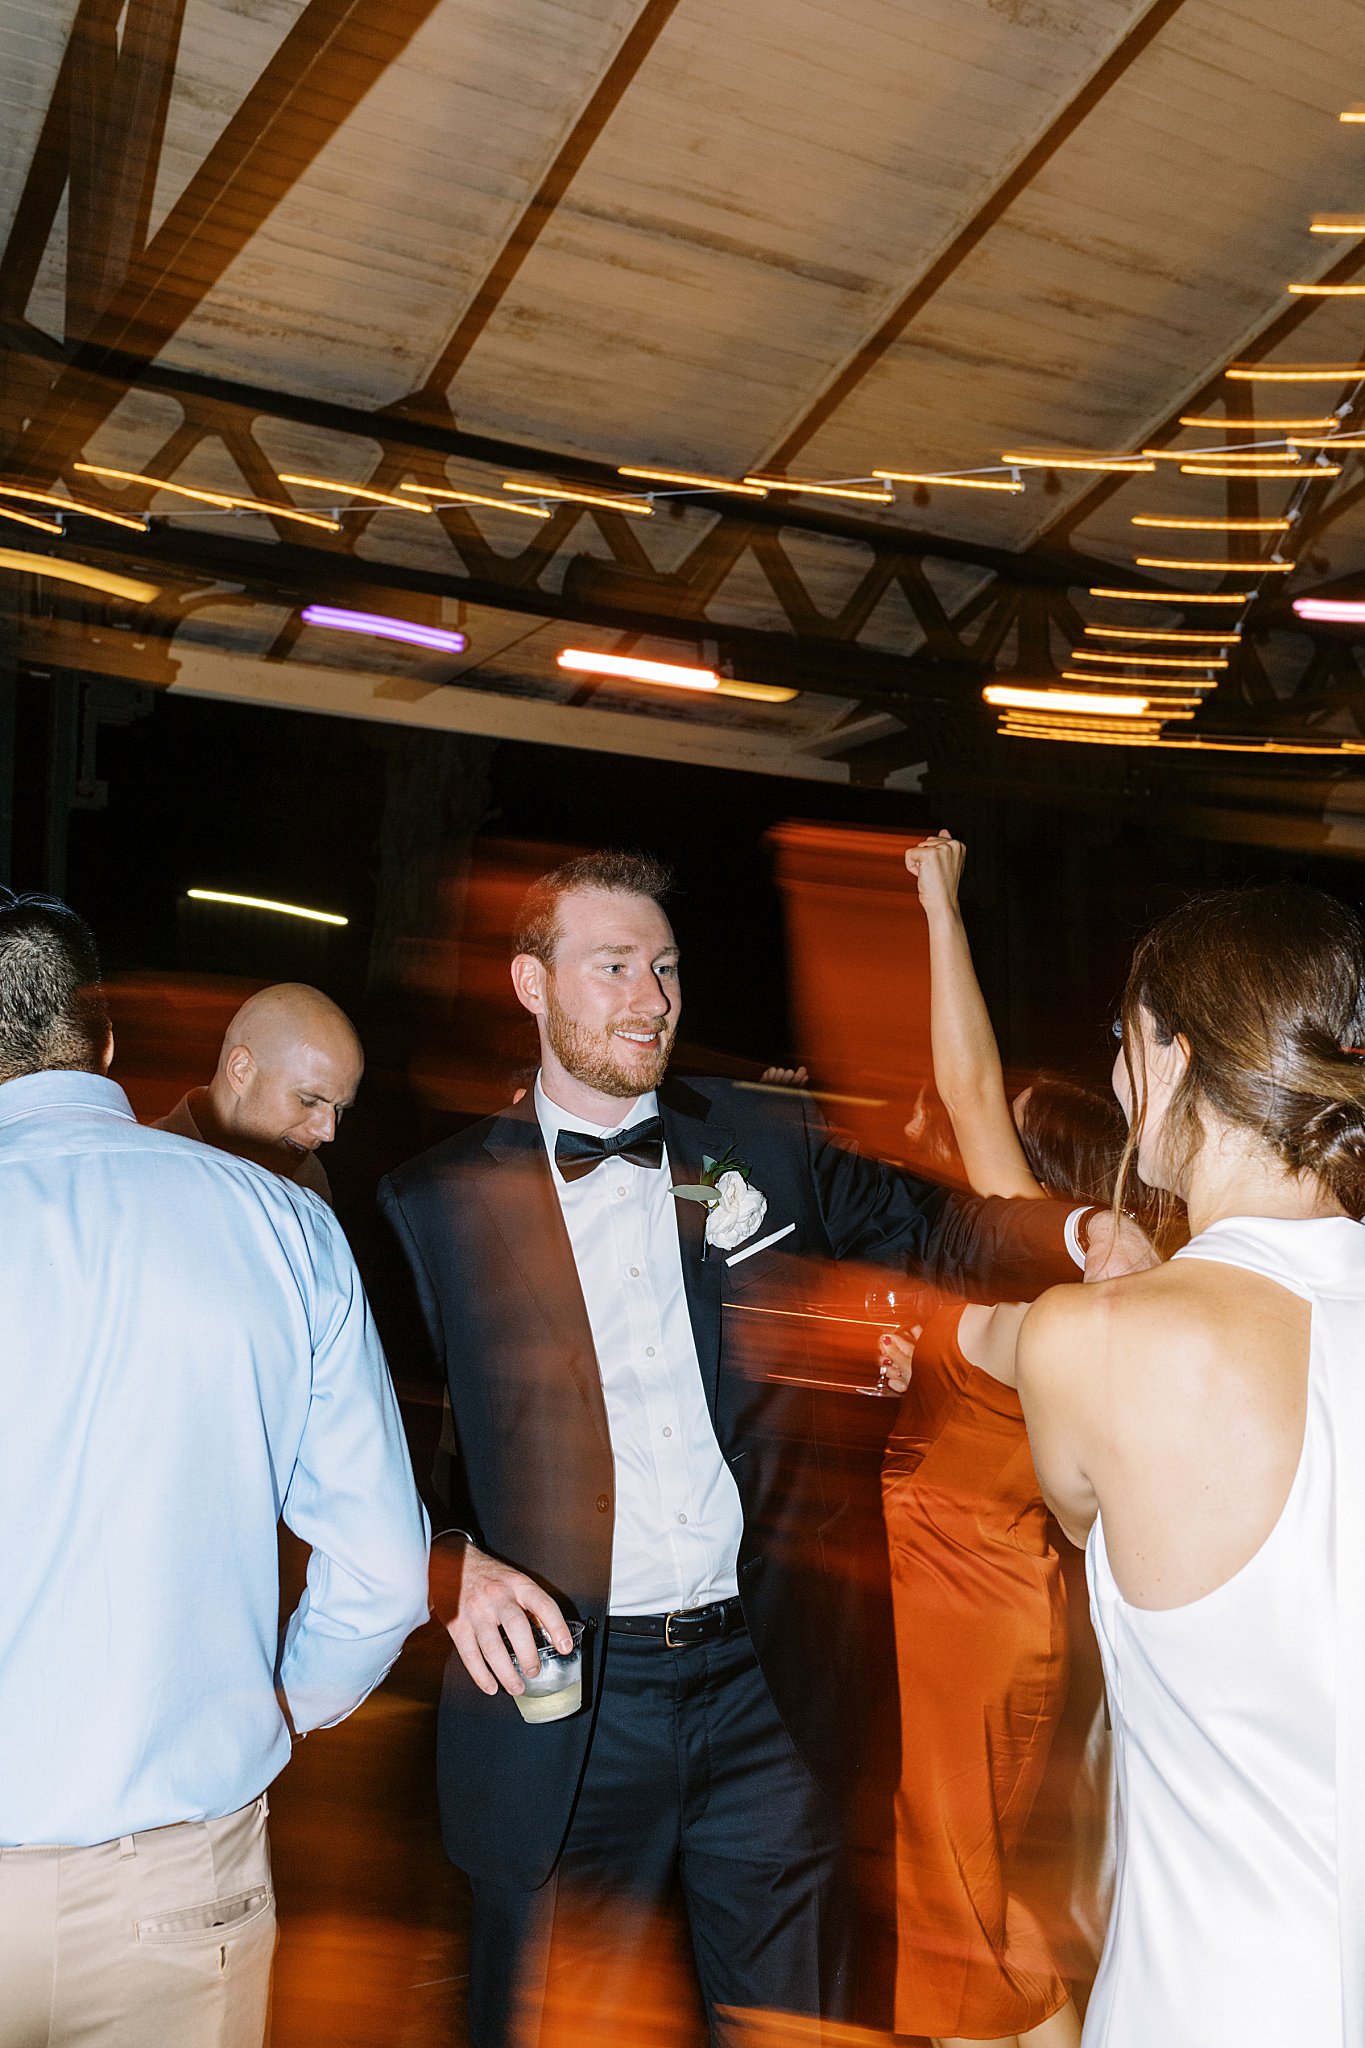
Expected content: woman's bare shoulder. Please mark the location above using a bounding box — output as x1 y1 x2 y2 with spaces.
1019 1260 1222 1384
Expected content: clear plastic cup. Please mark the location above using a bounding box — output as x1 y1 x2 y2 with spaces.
509 1621 586 1724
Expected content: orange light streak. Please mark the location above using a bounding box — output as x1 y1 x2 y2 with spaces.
1131 515 1291 532
1088 587 1250 603
742 474 894 504
1135 555 1294 572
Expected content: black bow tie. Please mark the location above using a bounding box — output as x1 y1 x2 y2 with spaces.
555 1116 665 1183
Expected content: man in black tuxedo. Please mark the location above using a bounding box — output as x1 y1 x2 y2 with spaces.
379 851 1143 2048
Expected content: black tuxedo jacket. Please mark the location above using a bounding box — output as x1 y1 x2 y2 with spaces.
378 1076 1081 1889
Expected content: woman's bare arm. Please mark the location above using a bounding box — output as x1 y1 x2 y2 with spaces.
1015 1286 1104 1544
905 832 1043 1200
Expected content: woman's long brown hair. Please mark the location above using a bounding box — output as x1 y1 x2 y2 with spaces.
1113 883 1365 1226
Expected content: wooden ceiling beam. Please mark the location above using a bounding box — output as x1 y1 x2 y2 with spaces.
6 0 446 481
760 0 1192 472
65 0 188 342
1035 245 1365 549
408 0 686 409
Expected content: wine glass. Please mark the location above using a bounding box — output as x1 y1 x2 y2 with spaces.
861 1285 919 1397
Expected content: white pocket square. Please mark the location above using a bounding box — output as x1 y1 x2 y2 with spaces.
725 1222 796 1268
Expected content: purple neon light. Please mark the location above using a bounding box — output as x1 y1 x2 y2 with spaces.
1294 598 1365 624
300 604 466 652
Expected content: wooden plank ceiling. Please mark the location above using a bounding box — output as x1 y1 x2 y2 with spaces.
1 0 1364 782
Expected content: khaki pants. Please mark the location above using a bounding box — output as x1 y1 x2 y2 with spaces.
0 1794 275 2048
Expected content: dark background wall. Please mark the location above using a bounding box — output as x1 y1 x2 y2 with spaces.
46 691 1365 1086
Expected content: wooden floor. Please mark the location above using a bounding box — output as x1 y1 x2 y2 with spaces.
261 1396 1099 2048
269 1626 470 2048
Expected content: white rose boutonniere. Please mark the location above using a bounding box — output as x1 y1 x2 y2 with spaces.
705 1169 768 1251
672 1147 768 1256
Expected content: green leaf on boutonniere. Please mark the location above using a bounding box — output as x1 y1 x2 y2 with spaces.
672 1182 720 1206
700 1145 747 1188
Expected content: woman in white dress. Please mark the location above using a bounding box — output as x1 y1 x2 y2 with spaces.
1016 882 1365 2048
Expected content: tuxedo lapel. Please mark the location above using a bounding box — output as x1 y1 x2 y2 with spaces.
660 1079 728 1422
480 1098 611 1454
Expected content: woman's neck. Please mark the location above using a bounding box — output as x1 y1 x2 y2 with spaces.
1181 1125 1345 1237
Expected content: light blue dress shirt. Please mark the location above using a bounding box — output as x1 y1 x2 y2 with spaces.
0 1070 430 1847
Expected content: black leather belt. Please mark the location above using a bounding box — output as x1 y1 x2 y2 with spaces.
607 1597 745 1648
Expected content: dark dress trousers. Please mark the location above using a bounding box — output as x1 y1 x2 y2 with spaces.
377 1077 1081 2036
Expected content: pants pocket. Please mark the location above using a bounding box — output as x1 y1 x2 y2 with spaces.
136 1885 273 1946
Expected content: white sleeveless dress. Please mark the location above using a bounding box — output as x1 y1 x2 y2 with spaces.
1084 1215 1365 2048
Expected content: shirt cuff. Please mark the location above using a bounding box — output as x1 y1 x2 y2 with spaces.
1064 1206 1092 1271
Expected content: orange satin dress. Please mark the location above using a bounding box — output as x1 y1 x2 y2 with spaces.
882 1304 1070 2040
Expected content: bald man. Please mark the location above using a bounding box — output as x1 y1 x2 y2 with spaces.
156 983 363 1204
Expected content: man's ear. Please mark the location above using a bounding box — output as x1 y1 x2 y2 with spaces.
99 1024 115 1074
222 1043 254 1097
510 953 547 1018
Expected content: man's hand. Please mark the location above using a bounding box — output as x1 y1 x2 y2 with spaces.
904 830 966 919
429 1535 572 1697
1083 1209 1159 1283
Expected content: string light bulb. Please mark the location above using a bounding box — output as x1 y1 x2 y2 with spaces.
872 469 1023 493
1131 515 1291 532
1070 649 1229 669
1226 363 1365 381
1175 415 1335 430
1087 587 1251 604
1060 673 1208 696
1135 554 1294 572
504 481 654 517
71 463 340 530
1082 626 1241 645
0 504 63 534
277 473 433 511
0 485 148 531
0 549 158 600
556 649 719 690
742 474 894 504
982 685 1154 716
617 465 767 497
399 485 549 519
1180 464 1331 479
999 451 1153 472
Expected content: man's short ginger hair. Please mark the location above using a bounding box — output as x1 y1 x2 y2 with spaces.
0 892 110 1084
511 851 674 966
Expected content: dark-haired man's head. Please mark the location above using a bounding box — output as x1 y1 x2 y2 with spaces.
510 852 679 1109
0 893 112 1085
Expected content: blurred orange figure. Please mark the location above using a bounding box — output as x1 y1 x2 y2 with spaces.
879 834 1127 2048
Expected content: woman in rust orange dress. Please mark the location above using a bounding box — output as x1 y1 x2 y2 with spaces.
882 834 1126 2048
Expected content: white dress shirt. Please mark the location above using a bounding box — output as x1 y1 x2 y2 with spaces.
0 1071 430 1846
535 1075 743 1615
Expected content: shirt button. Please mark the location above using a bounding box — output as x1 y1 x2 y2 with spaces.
629 1266 640 1278
615 1186 626 1198
596 1494 610 1514
662 1426 673 1438
645 1346 656 1358
677 1513 688 1525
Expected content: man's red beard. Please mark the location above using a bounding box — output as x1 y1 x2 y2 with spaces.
544 986 674 1098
